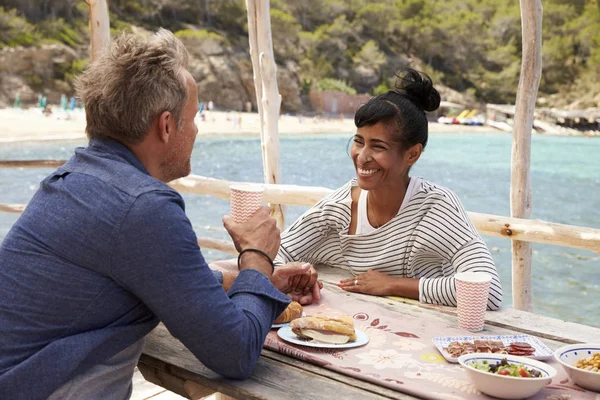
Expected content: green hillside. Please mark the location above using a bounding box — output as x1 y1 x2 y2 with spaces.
2 0 600 108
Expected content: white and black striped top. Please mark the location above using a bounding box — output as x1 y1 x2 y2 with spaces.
275 179 503 310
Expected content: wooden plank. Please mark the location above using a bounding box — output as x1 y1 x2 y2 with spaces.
170 176 332 206
2 170 599 254
196 238 237 255
131 367 175 400
183 381 217 400
138 362 192 398
170 175 600 254
0 160 65 168
141 324 406 400
212 395 234 400
468 212 600 254
0 203 26 214
510 0 543 311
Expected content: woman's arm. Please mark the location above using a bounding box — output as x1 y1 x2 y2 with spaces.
275 182 352 265
341 187 503 310
419 239 503 310
338 271 420 298
338 241 502 310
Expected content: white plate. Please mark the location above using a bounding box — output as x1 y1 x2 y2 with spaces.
433 334 554 363
277 326 369 349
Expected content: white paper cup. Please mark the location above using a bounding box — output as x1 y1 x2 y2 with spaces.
229 184 264 223
455 272 492 332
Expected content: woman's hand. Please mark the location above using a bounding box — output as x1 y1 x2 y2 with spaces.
272 262 322 305
338 270 394 296
338 270 420 299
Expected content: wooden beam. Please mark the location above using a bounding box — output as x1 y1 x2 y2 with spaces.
3 175 600 254
0 203 26 214
197 207 600 256
170 175 331 206
511 0 543 311
468 212 600 254
245 0 285 229
87 0 111 62
197 237 238 255
0 160 65 169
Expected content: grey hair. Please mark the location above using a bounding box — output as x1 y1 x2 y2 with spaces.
76 28 190 144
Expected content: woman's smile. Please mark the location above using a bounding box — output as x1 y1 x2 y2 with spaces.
357 167 381 176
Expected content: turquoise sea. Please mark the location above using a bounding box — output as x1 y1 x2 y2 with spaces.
1 132 599 326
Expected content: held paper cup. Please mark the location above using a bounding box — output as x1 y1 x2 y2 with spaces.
229 184 264 224
455 271 492 332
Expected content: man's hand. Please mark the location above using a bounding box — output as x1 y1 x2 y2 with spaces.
223 207 280 276
272 262 322 305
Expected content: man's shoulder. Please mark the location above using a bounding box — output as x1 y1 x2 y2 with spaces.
58 145 174 198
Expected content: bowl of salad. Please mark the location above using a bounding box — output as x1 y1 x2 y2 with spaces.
554 344 600 391
458 353 557 399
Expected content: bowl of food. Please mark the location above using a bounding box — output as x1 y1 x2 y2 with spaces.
554 344 600 392
458 353 557 399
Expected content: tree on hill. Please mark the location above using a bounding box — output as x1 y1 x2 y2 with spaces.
2 0 600 108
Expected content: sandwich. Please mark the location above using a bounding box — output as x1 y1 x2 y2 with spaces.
290 315 356 344
274 301 303 324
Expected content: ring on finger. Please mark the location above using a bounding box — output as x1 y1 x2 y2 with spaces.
354 279 358 286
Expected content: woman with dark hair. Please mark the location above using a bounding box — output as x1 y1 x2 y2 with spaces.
275 68 503 310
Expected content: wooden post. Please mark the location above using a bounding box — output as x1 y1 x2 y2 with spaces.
245 0 285 229
511 0 543 311
87 0 111 61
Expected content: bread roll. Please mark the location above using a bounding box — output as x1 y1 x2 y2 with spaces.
290 315 356 344
274 301 303 324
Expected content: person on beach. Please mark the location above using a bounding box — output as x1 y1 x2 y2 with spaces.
275 68 503 310
0 29 319 400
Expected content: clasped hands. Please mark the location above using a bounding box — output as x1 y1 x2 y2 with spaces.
272 262 322 305
222 207 322 305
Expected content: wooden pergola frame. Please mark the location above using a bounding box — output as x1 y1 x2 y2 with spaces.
0 3 550 307
79 0 547 312
510 0 543 311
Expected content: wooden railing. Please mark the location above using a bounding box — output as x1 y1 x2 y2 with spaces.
2 161 600 255
172 175 600 254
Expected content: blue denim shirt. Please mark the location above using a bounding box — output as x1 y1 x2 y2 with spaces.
0 138 290 400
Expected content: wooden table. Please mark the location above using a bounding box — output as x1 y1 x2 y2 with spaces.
138 265 600 400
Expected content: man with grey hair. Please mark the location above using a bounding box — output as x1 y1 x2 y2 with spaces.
0 29 319 400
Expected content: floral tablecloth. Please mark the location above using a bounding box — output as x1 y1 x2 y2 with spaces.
264 289 596 400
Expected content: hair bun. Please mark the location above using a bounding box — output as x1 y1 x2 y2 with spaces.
394 68 441 112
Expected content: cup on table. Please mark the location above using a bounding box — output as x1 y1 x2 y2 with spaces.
229 184 264 223
455 271 492 332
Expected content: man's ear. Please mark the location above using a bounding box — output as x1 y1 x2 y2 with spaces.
406 143 423 166
157 111 173 143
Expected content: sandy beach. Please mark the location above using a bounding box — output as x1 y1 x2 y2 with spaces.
0 107 496 143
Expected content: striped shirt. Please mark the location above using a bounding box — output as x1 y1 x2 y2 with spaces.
275 179 503 310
